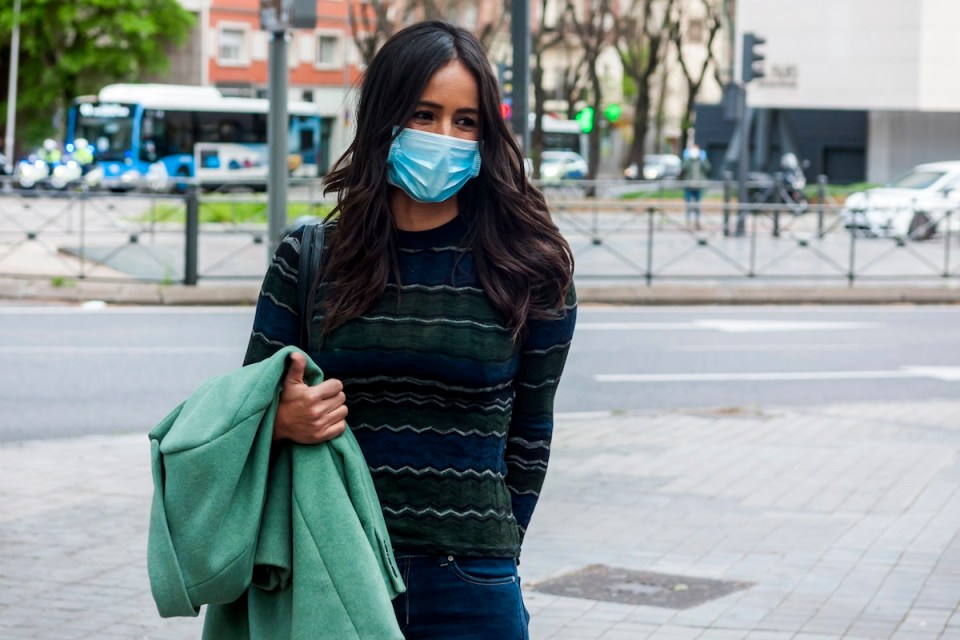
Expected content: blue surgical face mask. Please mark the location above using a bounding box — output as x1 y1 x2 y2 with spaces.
386 127 481 203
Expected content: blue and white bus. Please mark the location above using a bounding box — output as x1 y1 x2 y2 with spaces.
66 84 326 190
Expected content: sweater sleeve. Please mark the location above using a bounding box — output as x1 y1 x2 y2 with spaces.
505 284 577 542
243 228 305 366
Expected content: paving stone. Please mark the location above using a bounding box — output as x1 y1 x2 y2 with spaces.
2 400 960 638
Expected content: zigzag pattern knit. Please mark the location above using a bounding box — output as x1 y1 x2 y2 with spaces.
244 215 577 558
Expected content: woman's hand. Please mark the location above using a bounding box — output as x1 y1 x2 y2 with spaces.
273 352 348 444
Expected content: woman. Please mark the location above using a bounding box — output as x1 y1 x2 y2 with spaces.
245 20 576 639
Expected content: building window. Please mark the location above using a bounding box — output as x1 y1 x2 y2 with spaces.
316 34 340 67
218 26 249 65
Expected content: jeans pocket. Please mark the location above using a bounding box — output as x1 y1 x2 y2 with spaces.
448 557 518 587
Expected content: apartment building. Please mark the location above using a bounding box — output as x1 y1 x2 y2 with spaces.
159 0 721 171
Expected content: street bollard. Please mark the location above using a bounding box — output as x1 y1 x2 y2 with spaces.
184 186 199 286
772 172 782 238
817 175 827 238
723 171 732 236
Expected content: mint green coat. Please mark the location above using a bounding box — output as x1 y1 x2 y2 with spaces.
147 346 405 639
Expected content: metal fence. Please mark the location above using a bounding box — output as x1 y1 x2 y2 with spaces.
0 177 957 287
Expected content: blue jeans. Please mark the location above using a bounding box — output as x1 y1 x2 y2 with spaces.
684 188 703 222
392 555 530 639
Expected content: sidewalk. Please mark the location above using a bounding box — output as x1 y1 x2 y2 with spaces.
1 400 959 639
3 275 960 307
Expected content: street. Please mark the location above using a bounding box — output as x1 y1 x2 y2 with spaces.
1 303 958 442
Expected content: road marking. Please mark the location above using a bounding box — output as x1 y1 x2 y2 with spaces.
0 306 253 314
666 344 872 352
577 322 702 331
696 320 876 333
0 346 237 354
577 320 877 333
595 367 960 383
901 366 960 381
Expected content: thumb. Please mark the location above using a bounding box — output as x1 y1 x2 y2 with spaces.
284 352 307 388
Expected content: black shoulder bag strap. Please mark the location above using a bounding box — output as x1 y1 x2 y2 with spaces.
296 223 325 350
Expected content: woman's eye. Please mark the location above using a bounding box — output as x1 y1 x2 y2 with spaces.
456 116 478 129
413 111 433 121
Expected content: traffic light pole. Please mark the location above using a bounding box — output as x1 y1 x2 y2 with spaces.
736 32 766 237
736 85 749 237
510 0 531 154
267 30 289 257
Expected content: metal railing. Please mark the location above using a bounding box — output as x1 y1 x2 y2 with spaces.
0 176 956 288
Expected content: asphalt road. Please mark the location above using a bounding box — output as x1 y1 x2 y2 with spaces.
1 303 958 442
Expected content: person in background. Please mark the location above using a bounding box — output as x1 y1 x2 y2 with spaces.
71 138 95 172
244 20 577 640
681 142 712 230
40 139 62 170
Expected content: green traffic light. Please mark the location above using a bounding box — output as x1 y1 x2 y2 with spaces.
576 107 594 133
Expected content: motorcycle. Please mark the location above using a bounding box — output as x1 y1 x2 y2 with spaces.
746 154 810 214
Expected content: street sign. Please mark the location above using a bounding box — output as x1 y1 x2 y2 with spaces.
260 0 316 31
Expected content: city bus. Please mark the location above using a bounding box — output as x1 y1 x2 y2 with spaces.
535 113 589 160
66 84 326 190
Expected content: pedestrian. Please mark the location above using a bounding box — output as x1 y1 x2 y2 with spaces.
244 20 577 640
680 142 711 229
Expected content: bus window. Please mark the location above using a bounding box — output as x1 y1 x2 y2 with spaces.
73 103 135 162
140 112 162 162
160 110 195 156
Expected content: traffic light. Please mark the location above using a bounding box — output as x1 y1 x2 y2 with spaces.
575 107 594 133
742 33 766 84
604 104 621 123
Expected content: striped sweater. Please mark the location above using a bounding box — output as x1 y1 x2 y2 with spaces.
244 215 577 558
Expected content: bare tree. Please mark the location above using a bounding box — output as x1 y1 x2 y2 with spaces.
530 0 572 178
615 0 676 172
672 0 723 151
347 0 509 67
563 0 616 179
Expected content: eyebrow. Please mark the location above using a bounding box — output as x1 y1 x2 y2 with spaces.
417 100 479 115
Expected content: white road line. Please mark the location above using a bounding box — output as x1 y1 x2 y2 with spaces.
577 320 877 333
666 344 872 352
577 322 702 331
595 367 960 383
0 306 253 315
696 320 877 333
0 346 236 354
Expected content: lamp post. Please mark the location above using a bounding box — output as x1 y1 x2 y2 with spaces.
3 0 21 177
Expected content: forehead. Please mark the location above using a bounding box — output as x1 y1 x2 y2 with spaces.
419 61 479 105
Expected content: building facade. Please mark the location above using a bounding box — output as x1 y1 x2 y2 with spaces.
739 0 960 183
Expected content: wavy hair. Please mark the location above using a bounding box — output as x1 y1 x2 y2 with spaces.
322 20 573 338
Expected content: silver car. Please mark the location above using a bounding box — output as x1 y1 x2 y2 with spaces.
624 154 682 181
842 161 960 240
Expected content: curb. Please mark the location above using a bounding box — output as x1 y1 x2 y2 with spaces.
3 276 960 306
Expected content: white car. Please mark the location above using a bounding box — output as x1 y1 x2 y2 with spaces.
624 154 682 181
539 150 588 182
842 161 960 240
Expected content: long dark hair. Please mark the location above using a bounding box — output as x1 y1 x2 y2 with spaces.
322 20 573 338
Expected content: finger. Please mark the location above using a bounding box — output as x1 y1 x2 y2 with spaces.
284 353 307 387
314 378 344 399
316 419 347 443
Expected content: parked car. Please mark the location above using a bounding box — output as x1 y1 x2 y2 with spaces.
624 153 682 181
538 150 588 182
842 161 960 240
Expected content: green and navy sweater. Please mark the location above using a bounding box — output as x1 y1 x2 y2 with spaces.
244 215 577 558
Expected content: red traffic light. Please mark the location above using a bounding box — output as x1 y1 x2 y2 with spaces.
500 102 512 119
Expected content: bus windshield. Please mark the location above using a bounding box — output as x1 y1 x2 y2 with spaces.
73 103 135 162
